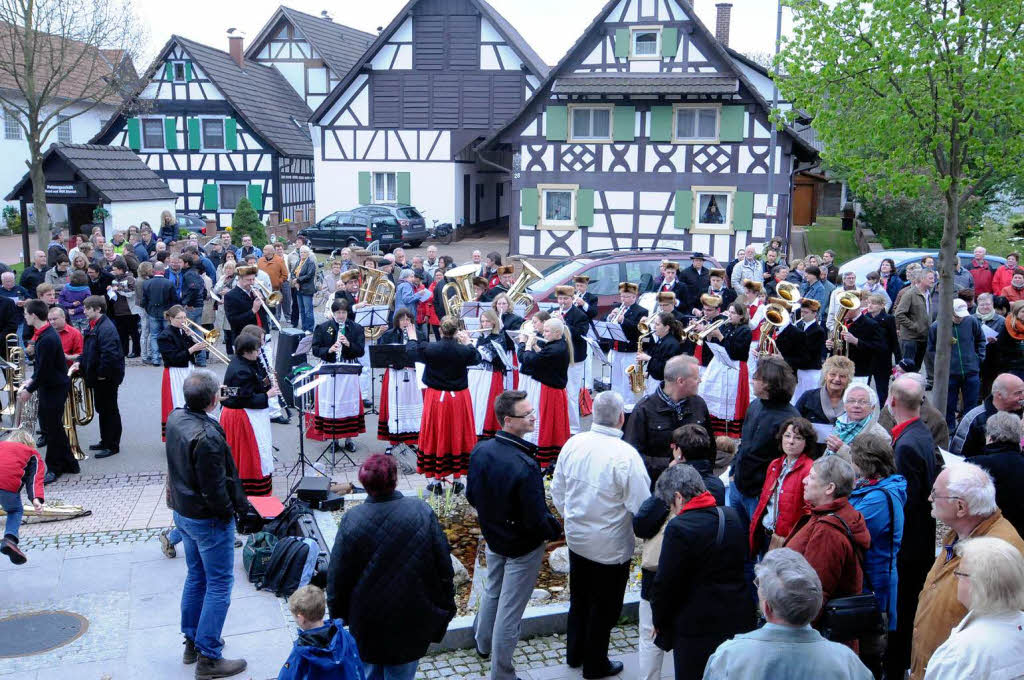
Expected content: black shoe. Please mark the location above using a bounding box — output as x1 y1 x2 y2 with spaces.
43 471 61 485
88 443 106 451
270 415 290 425
35 436 46 448
583 660 623 679
452 481 465 494
1 535 26 565
362 399 372 408
474 646 490 660
194 654 247 679
343 439 356 453
93 449 119 459
182 638 197 665
127 352 140 359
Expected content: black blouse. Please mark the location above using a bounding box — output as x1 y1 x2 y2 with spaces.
519 338 570 389
476 332 510 372
222 355 269 410
406 337 480 391
312 318 365 362
157 326 198 368
643 333 684 381
499 312 524 350
716 322 753 362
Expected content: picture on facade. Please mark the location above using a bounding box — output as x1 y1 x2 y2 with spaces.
698 193 728 225
543 189 573 224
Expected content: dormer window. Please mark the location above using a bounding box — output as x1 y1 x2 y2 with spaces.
631 27 661 58
173 62 186 82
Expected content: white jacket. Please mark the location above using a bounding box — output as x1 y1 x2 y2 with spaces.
924 610 1024 680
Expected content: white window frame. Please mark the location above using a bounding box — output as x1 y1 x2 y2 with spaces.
372 171 397 203
568 104 614 143
690 185 735 235
672 103 721 144
199 116 226 152
172 61 187 82
4 108 21 140
56 115 72 143
217 182 248 213
630 26 662 60
538 183 578 230
140 116 165 151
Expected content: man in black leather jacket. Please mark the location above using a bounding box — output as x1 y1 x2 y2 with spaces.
165 370 257 679
74 296 124 458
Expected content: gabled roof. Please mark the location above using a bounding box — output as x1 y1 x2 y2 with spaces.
310 0 549 124
479 0 817 160
245 6 376 78
92 35 314 158
6 144 176 202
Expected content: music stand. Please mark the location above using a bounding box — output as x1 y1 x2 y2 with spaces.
355 305 390 415
312 362 363 470
370 343 412 456
593 321 627 393
284 369 326 490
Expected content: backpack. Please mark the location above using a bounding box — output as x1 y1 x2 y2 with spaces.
264 497 315 539
242 532 278 584
258 536 318 598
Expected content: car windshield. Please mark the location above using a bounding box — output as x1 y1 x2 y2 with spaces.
527 259 592 293
396 207 421 219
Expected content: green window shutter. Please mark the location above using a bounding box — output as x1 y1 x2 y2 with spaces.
733 191 754 231
612 106 635 142
397 172 411 204
520 188 539 226
576 189 594 227
661 27 679 58
163 117 176 150
248 184 264 211
126 118 141 151
203 184 218 211
719 105 746 142
357 172 371 205
185 61 194 82
650 106 673 142
187 117 201 150
614 28 630 58
225 118 237 151
164 62 174 81
674 190 693 230
546 106 567 142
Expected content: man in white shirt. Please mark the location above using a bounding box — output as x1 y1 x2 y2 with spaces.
551 391 651 680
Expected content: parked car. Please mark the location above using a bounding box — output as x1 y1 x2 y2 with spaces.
526 248 720 319
351 203 428 248
839 249 1006 285
298 211 404 253
175 213 209 235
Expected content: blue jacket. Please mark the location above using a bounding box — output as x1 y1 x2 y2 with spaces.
803 280 831 322
927 315 985 376
133 241 150 263
849 475 906 629
703 623 872 680
277 620 364 680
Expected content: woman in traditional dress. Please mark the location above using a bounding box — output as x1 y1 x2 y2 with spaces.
307 298 366 450
406 316 480 494
698 301 753 438
212 260 237 355
518 317 571 469
156 305 203 441
636 311 684 395
376 309 422 450
220 333 279 496
493 293 524 388
468 310 511 439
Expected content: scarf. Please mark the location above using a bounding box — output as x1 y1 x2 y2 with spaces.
1006 313 1024 341
976 310 996 323
678 491 717 515
819 388 845 422
656 385 686 419
833 412 872 443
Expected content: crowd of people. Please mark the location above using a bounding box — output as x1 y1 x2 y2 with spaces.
3 229 1024 680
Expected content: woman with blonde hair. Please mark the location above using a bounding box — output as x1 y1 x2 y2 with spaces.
517 316 571 468
468 309 510 439
157 209 177 245
795 354 855 455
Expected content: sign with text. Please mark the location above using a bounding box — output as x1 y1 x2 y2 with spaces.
44 182 84 197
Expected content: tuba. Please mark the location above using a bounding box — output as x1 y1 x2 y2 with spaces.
626 319 654 394
441 263 481 319
356 265 396 340
830 291 862 356
775 281 802 310
756 298 792 357
504 261 542 316
2 334 24 419
64 371 94 461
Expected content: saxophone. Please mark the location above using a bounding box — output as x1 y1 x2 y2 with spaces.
626 319 654 394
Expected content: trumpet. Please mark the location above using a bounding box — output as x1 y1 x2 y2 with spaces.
687 318 727 344
181 318 230 364
609 303 627 324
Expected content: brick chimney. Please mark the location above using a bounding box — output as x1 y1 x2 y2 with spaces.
715 3 732 47
228 34 244 67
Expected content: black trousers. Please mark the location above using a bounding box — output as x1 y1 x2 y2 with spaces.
566 550 630 676
673 633 730 680
113 314 140 355
885 554 932 680
92 381 122 451
38 394 76 475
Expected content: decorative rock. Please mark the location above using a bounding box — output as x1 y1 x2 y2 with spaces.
451 554 470 586
549 586 564 593
548 546 570 573
530 588 550 601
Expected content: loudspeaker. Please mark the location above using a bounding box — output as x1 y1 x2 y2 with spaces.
275 328 306 407
295 476 330 502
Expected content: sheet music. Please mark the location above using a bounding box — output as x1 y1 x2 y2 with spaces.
355 305 390 328
293 334 314 356
593 320 628 342
462 316 482 331
460 302 486 319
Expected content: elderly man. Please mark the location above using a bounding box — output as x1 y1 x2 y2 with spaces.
256 245 287 319
20 250 49 299
895 269 935 371
908 462 1024 680
46 229 67 268
971 411 1024 536
551 391 650 679
730 246 763 294
702 549 872 680
624 355 711 486
950 372 1024 457
423 245 440 279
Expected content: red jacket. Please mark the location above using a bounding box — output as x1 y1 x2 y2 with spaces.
785 497 870 609
0 441 45 503
1001 284 1024 303
417 284 436 325
968 259 994 295
749 453 813 551
993 265 1016 296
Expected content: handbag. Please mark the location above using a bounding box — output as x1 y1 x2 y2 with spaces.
818 511 886 643
242 531 278 583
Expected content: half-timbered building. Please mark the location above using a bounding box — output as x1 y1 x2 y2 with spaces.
480 0 818 260
308 0 549 231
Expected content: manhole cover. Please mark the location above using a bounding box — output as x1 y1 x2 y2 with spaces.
0 611 89 657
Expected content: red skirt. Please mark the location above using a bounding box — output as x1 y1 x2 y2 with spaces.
537 385 570 468
579 386 593 417
376 369 420 446
161 369 173 442
306 390 366 441
709 414 744 439
480 369 505 439
418 387 476 479
221 407 272 496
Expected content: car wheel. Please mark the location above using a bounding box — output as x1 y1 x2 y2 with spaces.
408 240 422 248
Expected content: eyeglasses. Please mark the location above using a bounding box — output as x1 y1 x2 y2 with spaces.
845 399 872 406
929 488 961 501
953 570 970 579
508 411 536 419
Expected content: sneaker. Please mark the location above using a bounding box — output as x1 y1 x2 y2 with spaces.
195 654 247 679
1 535 26 565
159 528 177 558
182 638 197 664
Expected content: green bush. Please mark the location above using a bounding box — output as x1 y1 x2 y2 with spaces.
1 206 20 233
230 198 268 248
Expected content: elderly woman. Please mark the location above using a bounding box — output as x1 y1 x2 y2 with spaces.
784 456 870 651
848 434 906 674
823 383 890 459
796 355 854 430
924 537 1024 679
972 411 1024 535
749 417 816 555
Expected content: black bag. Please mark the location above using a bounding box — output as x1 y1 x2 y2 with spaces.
292 509 330 588
264 497 314 539
258 536 313 598
242 532 278 584
819 512 886 643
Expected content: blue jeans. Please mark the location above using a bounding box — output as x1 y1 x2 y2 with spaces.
168 527 182 545
363 660 418 680
297 293 314 332
149 314 166 364
174 511 235 659
186 308 208 366
728 484 760 606
946 372 980 434
0 489 23 539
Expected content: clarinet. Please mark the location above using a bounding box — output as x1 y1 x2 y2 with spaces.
258 344 286 411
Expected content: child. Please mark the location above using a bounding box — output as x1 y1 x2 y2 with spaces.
58 270 91 331
279 585 364 680
0 430 46 565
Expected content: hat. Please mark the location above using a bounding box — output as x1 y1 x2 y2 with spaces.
340 271 360 283
663 261 679 272
236 265 258 277
573 275 590 284
691 252 706 260
709 268 726 279
554 285 575 297
700 293 722 308
656 292 677 304
952 298 970 318
742 279 763 293
497 265 515 276
472 276 489 289
798 298 821 312
619 282 639 295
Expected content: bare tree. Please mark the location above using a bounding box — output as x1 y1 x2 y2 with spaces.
0 0 144 257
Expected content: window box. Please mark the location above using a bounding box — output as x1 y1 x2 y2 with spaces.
673 104 720 144
568 105 613 143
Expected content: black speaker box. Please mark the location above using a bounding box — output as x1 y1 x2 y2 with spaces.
274 328 306 407
295 476 330 502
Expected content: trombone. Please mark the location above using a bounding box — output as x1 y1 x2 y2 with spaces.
182 318 230 364
252 281 283 332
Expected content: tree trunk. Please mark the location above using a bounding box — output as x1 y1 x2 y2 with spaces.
28 149 49 265
931 181 960 414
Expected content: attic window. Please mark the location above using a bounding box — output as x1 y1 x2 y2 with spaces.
631 28 660 58
172 62 186 82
